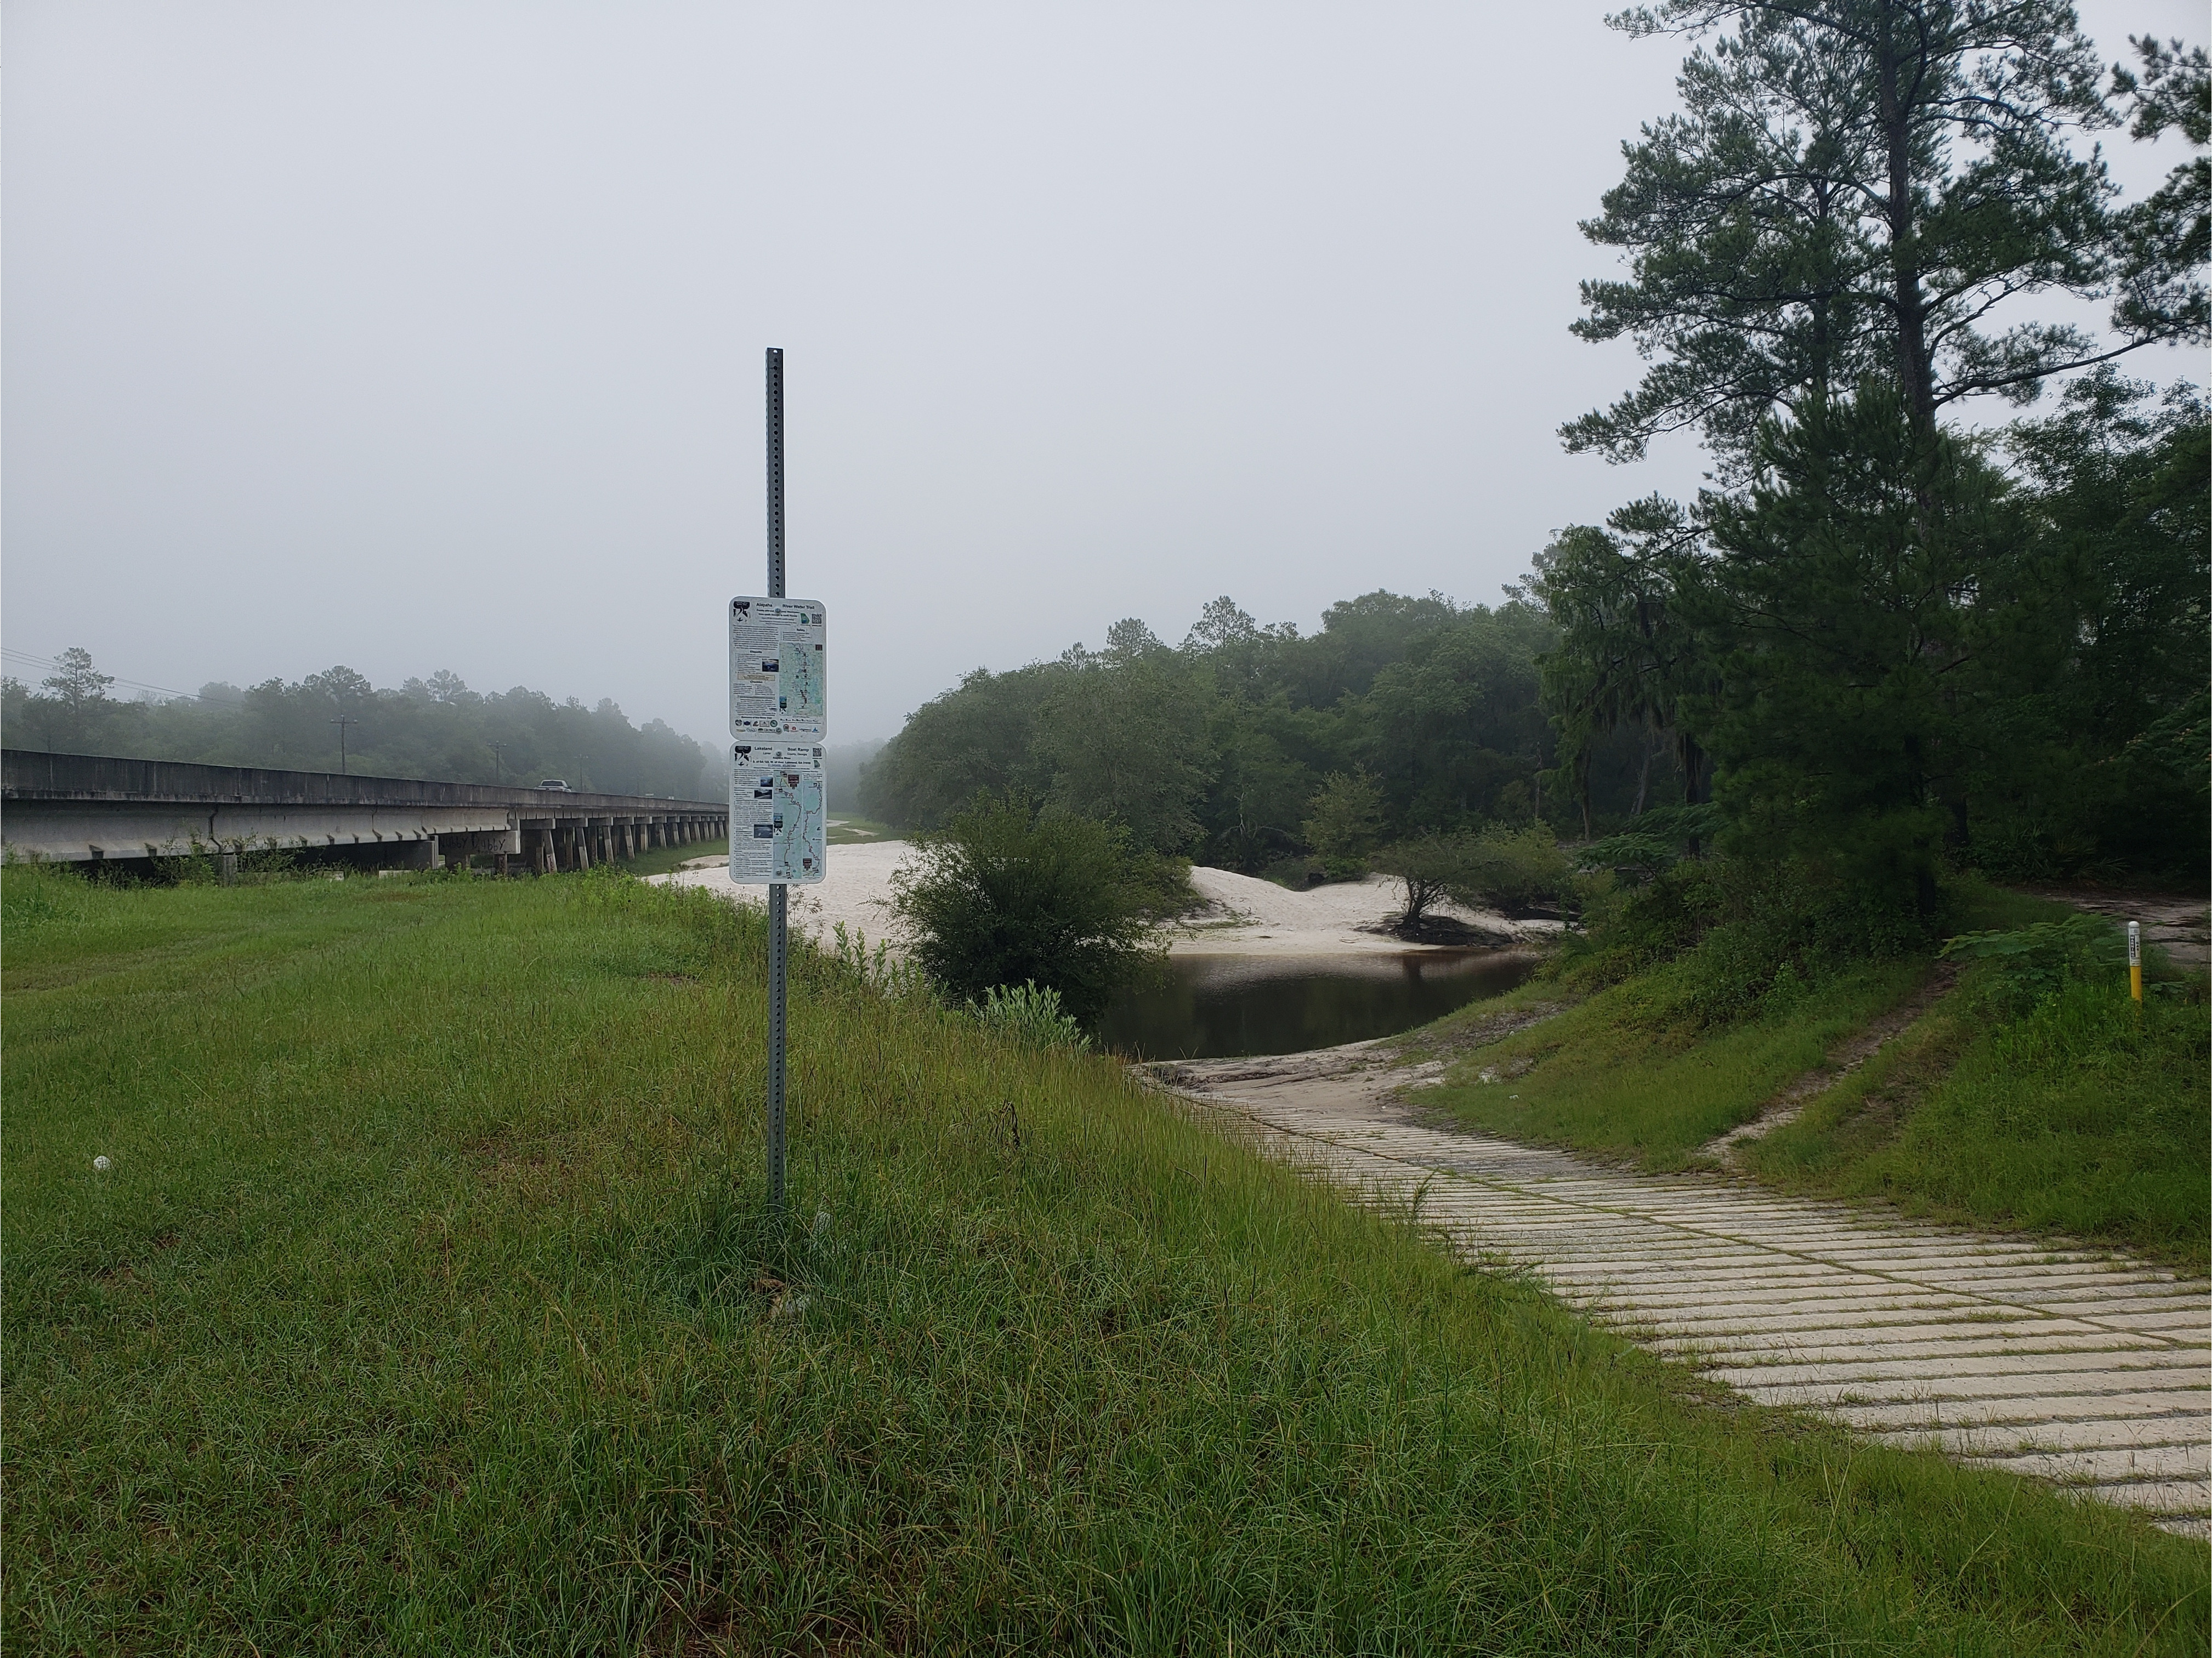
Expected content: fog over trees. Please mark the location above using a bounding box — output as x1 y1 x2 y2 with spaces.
2 655 718 799
868 12 2208 895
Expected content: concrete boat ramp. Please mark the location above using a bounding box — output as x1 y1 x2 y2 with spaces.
1154 1041 2212 1538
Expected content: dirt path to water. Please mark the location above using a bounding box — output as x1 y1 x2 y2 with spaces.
1153 1038 2212 1537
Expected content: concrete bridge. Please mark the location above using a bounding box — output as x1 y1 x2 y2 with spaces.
1 750 727 875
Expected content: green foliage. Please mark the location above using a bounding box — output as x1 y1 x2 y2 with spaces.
1034 627 1215 854
2107 35 2210 339
1968 373 2210 878
7 871 2207 1651
854 663 1059 831
826 921 935 1004
1368 834 1466 925
1203 722 1312 873
1657 896 1920 1030
1572 0 2147 469
0 656 714 796
1446 824 1579 918
1299 770 1385 864
1542 7 2208 906
1559 852 1932 1026
887 792 1164 1024
1554 859 1727 989
861 592 1597 865
0 858 94 934
1432 959 1930 1168
1540 377 2210 897
1690 387 2010 913
1939 916 2124 1015
1576 802 1725 885
975 980 1090 1052
1525 517 1708 833
1353 605 1557 832
1370 825 1580 925
1746 974 2210 1270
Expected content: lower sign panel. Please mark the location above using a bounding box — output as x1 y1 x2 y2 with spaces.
729 743 827 884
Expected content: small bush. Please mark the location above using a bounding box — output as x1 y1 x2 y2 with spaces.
1939 916 2122 1018
1448 824 1579 917
826 922 935 1003
889 792 1164 1024
975 981 1091 1051
1576 803 1726 886
1653 867 1931 1029
1369 834 1465 924
1559 856 1941 1026
1555 859 1727 987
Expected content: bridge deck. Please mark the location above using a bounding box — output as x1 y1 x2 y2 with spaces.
2 749 727 871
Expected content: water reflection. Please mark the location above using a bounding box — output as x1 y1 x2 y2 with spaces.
1098 950 1536 1060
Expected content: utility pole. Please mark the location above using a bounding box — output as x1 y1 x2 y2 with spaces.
764 345 789 1213
330 716 359 776
490 741 507 786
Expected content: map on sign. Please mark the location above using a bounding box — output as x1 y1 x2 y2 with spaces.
728 743 827 884
729 598 827 739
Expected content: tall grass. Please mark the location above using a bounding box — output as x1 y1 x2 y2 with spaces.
5 865 2203 1652
1746 974 2210 1270
1423 959 1927 1167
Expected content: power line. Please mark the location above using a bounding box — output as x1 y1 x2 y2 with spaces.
1 647 245 706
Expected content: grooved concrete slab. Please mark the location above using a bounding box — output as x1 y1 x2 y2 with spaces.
1156 1043 2212 1538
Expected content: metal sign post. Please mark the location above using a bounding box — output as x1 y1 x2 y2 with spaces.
727 350 827 1211
728 349 833 1211
765 347 789 1212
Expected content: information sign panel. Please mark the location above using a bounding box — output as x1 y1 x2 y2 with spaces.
728 743 827 884
729 598 827 739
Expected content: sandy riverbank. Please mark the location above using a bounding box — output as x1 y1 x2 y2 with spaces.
654 841 1559 959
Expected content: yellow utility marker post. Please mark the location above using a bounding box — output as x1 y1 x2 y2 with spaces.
2128 919 2142 1005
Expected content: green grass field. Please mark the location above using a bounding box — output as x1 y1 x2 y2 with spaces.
616 839 724 878
1420 961 1928 1168
827 815 893 845
6 865 2205 1653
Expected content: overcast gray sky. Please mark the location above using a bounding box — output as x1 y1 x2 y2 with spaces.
5 2 2202 743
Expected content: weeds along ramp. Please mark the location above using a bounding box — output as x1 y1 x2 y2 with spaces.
1154 1041 2212 1537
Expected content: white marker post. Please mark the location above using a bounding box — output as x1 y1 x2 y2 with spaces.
724 348 831 1212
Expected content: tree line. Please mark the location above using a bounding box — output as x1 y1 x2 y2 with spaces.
2 656 719 800
858 593 1647 881
864 9 2206 908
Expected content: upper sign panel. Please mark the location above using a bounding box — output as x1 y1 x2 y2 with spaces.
729 598 827 739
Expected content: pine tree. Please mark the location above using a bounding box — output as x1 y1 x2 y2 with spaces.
1569 1 2171 469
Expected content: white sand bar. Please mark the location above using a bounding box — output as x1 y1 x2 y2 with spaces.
657 842 1557 960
